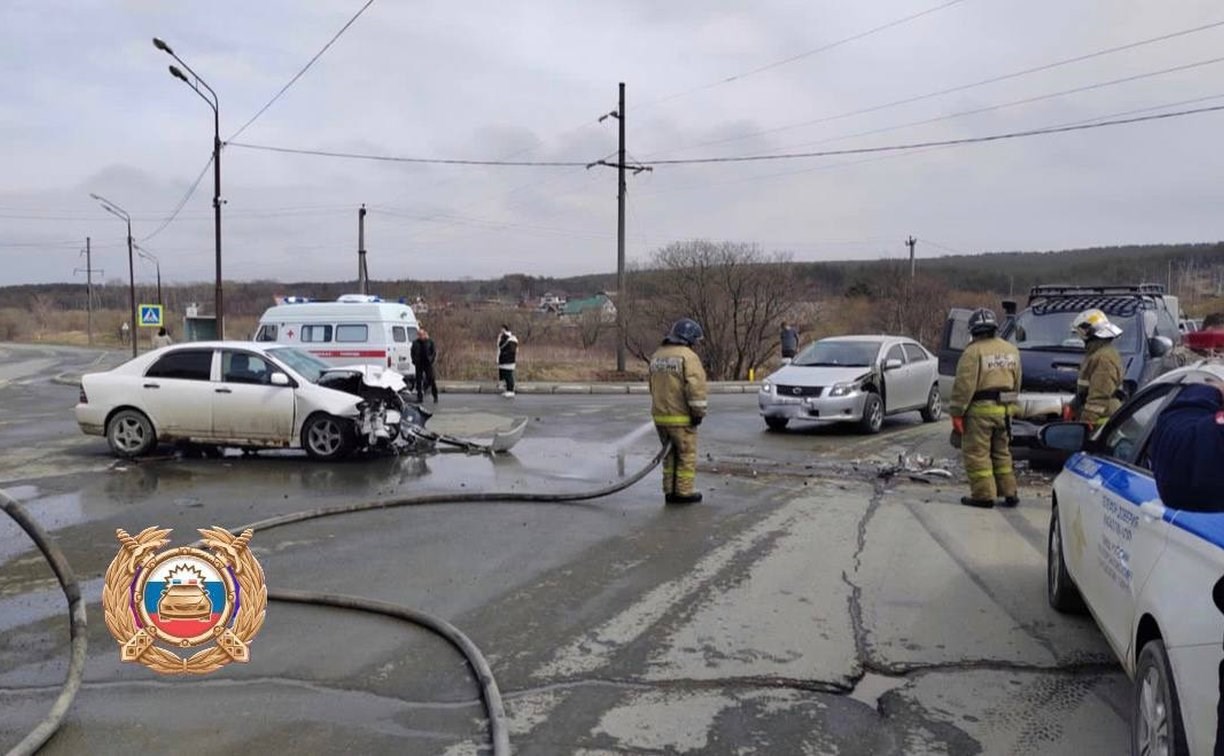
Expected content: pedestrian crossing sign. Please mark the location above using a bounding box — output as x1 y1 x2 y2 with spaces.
138 304 163 327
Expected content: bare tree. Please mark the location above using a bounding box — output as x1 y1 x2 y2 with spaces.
575 308 608 349
868 261 953 347
625 240 801 380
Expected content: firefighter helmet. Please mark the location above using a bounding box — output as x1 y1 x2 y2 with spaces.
967 308 998 336
665 318 704 347
1072 309 1123 340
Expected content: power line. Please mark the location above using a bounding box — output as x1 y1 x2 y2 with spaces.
229 103 1224 172
646 103 1224 165
634 91 1224 199
647 18 1224 157
228 141 592 166
141 156 213 242
639 0 970 109
779 55 1224 152
228 0 376 142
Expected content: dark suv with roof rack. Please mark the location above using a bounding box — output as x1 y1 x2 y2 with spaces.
938 284 1180 458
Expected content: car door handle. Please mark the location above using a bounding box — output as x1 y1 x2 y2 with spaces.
142 383 159 389
215 387 232 394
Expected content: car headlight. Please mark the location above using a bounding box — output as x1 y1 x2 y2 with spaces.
760 380 772 394
827 382 857 397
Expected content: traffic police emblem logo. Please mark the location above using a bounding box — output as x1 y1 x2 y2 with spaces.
102 526 267 675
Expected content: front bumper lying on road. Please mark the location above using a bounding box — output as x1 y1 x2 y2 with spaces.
758 390 867 423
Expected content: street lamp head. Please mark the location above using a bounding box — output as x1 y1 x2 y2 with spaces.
152 37 174 55
168 64 188 82
89 192 101 201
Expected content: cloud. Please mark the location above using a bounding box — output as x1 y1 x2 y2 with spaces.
2 0 1223 284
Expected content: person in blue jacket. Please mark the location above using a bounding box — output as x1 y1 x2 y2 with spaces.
1147 381 1224 513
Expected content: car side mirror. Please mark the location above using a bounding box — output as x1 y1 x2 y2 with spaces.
270 372 290 387
883 358 903 371
1038 421 1090 452
1148 336 1172 358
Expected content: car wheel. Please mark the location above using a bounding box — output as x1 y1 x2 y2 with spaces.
920 384 942 422
1047 505 1085 613
1133 639 1189 756
301 413 355 461
858 393 883 434
764 416 789 431
106 409 157 458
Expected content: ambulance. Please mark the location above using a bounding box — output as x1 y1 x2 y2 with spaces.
253 295 419 381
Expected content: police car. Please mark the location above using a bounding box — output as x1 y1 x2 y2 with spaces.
1042 357 1224 755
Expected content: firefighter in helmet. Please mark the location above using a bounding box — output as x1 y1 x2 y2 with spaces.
649 318 709 504
1066 308 1125 427
949 308 1022 508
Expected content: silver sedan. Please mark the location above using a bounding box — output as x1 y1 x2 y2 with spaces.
758 335 943 433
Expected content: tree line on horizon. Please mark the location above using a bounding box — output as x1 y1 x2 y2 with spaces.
4 241 1219 314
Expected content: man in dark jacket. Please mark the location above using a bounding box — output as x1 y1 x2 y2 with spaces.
497 325 518 398
410 328 438 403
780 322 799 365
1148 381 1224 512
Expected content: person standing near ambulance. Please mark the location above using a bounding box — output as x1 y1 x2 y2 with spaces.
649 318 708 504
1066 309 1125 427
496 324 518 398
949 308 1022 509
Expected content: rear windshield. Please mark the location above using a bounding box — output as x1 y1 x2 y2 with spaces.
792 340 881 368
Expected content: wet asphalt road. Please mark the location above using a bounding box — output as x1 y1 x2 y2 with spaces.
0 343 1130 755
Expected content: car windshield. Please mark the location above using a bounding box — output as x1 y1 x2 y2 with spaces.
1004 310 1139 352
792 340 881 367
266 347 330 382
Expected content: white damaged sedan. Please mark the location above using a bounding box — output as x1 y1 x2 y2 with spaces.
75 342 419 461
758 335 943 434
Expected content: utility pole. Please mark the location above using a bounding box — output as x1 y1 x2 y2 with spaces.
589 83 651 373
357 204 369 295
74 237 103 346
906 236 917 279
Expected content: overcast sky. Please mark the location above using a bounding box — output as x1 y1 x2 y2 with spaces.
3 0 1223 286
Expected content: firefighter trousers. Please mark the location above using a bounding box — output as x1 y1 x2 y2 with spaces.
656 425 698 497
962 413 1016 501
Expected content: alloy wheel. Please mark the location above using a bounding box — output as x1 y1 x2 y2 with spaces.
307 418 343 456
113 417 147 453
1137 665 1170 756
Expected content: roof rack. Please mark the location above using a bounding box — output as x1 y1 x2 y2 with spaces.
1027 283 1165 303
1030 296 1150 317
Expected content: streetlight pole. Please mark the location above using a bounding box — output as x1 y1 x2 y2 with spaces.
153 37 223 337
135 244 162 306
91 193 137 359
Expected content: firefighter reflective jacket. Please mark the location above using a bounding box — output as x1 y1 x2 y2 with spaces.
649 343 708 426
1076 339 1123 424
948 336 1022 418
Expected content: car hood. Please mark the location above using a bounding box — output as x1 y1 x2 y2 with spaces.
767 365 873 387
320 365 408 393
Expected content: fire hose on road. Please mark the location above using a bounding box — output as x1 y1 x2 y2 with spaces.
1 441 670 756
